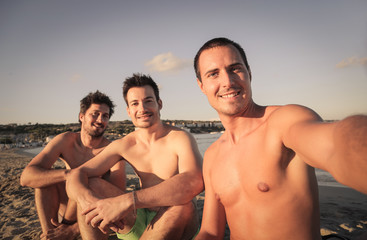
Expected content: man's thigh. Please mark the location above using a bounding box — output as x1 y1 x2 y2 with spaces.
141 201 199 240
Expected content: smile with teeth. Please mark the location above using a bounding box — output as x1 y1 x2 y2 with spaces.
138 113 152 119
220 91 240 98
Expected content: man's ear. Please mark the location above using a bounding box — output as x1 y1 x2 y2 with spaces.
158 99 163 110
126 106 131 118
79 113 84 123
197 78 206 94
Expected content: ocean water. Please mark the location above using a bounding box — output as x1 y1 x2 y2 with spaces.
23 133 344 188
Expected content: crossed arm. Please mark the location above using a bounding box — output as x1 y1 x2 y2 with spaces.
20 132 71 188
66 132 204 233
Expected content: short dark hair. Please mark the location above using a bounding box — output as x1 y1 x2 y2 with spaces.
122 73 160 105
79 91 115 123
194 37 251 81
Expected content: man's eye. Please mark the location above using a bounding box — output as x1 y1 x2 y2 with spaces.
231 66 242 72
208 72 218 78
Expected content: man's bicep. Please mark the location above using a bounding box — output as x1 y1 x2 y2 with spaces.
282 106 335 170
27 134 66 168
177 132 203 173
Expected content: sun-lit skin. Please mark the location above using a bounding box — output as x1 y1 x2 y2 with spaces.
197 45 260 123
126 86 162 130
195 45 322 240
80 103 110 138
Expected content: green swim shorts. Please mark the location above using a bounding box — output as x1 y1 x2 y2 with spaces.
116 208 156 240
116 208 199 240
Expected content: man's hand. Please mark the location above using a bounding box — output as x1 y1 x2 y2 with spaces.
82 193 133 234
40 218 79 240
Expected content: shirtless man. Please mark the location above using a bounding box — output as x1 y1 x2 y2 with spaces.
20 91 124 240
194 37 367 240
66 73 203 240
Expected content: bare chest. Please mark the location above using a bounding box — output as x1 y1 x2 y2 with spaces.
125 144 179 186
209 136 292 206
60 148 103 169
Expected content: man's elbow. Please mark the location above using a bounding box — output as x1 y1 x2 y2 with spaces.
20 168 31 187
184 171 204 200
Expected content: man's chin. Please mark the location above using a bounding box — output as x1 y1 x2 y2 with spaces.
89 129 105 138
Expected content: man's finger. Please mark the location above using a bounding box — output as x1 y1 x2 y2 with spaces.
85 210 99 225
81 203 96 215
51 218 61 227
98 220 109 234
90 214 102 228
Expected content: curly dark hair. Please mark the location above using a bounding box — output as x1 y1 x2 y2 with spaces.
79 91 115 123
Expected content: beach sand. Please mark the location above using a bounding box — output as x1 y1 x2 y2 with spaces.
1 149 366 239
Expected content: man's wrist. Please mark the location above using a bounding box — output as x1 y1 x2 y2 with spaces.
64 169 71 181
131 191 137 216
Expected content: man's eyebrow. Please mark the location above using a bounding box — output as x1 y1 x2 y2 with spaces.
228 62 244 68
128 96 155 104
203 68 219 76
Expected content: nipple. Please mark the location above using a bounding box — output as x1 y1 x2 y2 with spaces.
257 182 270 192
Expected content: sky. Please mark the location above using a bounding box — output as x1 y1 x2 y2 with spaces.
1 0 366 124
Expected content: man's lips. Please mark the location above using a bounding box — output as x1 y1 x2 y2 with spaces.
137 113 152 119
93 124 104 129
219 91 241 98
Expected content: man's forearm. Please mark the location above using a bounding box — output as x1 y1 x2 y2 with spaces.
134 171 203 209
20 166 69 188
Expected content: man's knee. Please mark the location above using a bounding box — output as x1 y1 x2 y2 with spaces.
88 177 124 198
156 201 198 226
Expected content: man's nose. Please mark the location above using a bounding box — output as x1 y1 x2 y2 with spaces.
138 103 147 112
96 114 103 123
222 70 235 87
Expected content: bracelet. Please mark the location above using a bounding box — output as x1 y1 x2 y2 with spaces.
131 191 137 216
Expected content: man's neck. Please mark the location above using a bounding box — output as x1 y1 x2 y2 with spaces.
79 131 105 149
219 103 266 143
135 121 166 144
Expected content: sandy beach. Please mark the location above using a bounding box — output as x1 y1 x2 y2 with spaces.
1 149 366 239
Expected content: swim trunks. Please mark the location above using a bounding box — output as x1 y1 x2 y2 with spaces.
116 208 156 240
116 208 199 240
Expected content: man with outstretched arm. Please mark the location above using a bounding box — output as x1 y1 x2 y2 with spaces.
66 74 203 240
20 91 124 240
194 37 367 240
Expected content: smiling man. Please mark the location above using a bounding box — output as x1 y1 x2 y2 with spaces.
20 91 124 240
194 37 367 240
66 73 203 240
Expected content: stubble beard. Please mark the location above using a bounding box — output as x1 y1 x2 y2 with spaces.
84 125 105 139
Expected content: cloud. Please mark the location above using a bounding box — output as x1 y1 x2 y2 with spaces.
145 52 191 72
336 56 367 69
70 74 82 83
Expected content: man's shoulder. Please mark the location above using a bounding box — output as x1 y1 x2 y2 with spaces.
111 134 136 148
49 131 79 144
164 125 193 140
268 104 321 122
